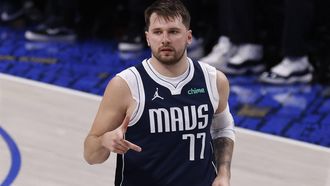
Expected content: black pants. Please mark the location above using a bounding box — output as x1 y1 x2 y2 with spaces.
228 0 315 57
42 0 78 27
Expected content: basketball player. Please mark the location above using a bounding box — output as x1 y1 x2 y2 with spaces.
84 0 235 185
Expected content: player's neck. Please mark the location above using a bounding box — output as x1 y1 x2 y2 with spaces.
149 57 189 77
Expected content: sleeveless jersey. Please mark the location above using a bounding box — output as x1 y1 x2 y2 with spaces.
115 58 219 186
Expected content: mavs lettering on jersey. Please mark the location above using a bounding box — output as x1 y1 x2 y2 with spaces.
115 59 217 186
149 104 208 133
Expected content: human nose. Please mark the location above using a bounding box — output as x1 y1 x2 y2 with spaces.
161 32 170 45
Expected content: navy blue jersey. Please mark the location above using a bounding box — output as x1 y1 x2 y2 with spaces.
115 59 218 186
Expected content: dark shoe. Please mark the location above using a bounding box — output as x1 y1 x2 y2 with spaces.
25 24 76 42
0 1 33 22
118 34 144 52
118 34 144 59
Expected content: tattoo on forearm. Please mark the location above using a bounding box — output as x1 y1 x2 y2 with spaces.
213 137 234 176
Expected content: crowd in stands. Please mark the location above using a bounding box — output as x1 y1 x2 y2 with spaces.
0 0 329 84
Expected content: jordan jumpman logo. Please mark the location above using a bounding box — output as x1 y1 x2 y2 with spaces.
152 88 164 101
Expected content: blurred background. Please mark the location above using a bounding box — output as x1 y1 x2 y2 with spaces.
0 0 329 148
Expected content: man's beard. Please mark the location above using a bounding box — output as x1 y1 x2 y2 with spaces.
152 45 186 66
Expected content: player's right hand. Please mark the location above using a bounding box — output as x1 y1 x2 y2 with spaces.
101 116 142 154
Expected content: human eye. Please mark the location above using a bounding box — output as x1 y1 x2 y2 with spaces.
153 30 162 35
169 29 180 34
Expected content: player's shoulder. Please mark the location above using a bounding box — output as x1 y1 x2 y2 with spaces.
197 61 229 95
102 67 135 95
216 70 228 84
116 66 137 79
113 65 145 100
197 61 228 81
197 60 217 74
197 60 213 69
116 59 147 80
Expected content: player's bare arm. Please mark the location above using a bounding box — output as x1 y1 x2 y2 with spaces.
212 71 234 186
83 76 141 165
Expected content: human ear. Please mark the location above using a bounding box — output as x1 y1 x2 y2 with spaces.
145 31 150 46
187 30 193 45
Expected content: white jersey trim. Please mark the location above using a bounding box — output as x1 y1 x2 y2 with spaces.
142 58 195 95
116 67 145 126
199 62 219 113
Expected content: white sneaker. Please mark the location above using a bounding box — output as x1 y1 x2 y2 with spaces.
259 56 314 84
199 36 237 70
223 44 265 74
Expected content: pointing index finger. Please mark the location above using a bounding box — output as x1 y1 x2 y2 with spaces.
120 116 142 152
124 140 142 152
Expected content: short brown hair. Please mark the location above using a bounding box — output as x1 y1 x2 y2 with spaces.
144 0 191 30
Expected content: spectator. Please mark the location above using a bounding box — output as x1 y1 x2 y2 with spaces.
259 0 315 84
202 0 315 84
201 0 264 74
0 0 41 23
117 0 153 59
24 0 78 42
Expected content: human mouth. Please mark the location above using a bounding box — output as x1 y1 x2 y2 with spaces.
160 47 173 52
